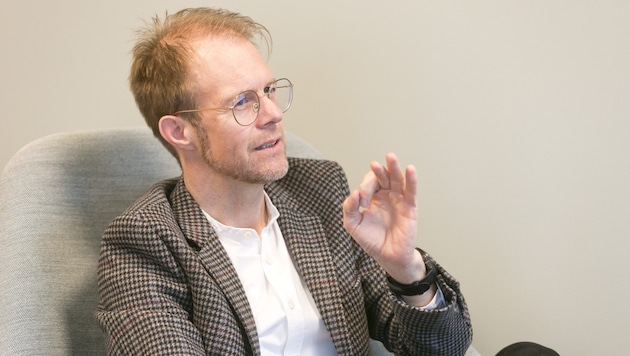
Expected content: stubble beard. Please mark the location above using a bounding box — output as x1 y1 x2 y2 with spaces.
198 131 289 185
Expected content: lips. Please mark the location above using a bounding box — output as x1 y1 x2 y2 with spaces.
254 139 280 151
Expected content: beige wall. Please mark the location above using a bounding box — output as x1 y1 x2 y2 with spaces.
2 1 629 354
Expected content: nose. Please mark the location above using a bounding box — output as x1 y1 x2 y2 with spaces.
254 95 283 127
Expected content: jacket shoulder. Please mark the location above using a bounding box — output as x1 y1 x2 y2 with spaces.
114 177 180 221
283 157 347 189
267 158 349 215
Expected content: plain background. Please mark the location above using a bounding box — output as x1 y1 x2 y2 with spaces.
2 1 629 355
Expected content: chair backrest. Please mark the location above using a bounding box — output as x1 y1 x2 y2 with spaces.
0 127 322 355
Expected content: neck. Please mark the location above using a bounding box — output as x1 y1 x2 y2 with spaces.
183 169 269 234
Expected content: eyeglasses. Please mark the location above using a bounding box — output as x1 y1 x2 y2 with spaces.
173 78 293 126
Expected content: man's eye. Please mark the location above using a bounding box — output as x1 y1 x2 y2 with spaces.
233 93 251 109
264 85 276 97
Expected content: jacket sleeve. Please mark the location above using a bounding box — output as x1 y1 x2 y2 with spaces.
95 212 205 355
362 251 474 355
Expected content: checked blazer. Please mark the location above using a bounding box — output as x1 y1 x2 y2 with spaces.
96 158 473 355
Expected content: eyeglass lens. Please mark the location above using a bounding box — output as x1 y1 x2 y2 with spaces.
232 79 293 126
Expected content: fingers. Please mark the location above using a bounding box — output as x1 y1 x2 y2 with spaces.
358 170 378 208
385 153 404 194
357 153 417 206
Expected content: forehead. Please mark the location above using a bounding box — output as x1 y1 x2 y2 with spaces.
188 35 274 102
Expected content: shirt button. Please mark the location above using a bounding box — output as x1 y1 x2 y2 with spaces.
244 231 252 238
265 256 273 265
288 301 295 309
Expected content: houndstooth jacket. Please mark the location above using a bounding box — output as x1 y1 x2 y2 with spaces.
96 158 473 355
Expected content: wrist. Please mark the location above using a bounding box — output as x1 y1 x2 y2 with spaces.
387 258 437 296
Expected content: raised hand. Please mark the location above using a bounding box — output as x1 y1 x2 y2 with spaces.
342 153 423 281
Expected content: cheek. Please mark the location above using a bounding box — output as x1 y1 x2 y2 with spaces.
206 127 249 158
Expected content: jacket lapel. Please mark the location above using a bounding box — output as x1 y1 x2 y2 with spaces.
170 179 260 354
268 186 353 353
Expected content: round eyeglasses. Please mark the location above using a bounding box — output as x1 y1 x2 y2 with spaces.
173 78 293 126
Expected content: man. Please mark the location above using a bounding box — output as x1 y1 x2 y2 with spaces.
96 7 472 355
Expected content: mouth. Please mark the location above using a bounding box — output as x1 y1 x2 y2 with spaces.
254 138 281 151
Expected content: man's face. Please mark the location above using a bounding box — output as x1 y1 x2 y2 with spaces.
187 36 288 185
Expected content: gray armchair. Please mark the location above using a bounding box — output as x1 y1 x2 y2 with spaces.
0 128 329 354
0 128 179 354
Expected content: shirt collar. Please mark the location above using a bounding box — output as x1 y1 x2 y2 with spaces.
202 192 280 234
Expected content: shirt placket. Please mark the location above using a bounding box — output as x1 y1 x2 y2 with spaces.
260 226 305 356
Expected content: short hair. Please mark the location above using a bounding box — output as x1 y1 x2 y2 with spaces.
129 7 272 157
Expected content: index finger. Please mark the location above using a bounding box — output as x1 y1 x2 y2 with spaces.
358 170 379 208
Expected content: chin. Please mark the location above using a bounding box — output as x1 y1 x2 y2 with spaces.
258 159 289 184
237 157 288 185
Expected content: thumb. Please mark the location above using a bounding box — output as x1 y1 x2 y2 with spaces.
342 190 362 233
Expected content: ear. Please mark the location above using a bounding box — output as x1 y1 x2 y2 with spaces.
158 115 197 152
